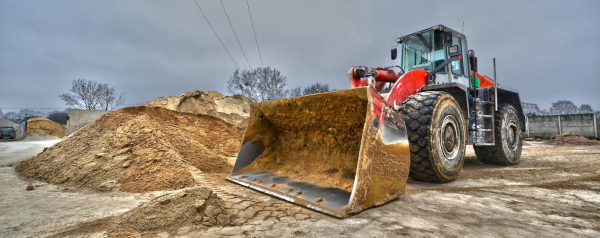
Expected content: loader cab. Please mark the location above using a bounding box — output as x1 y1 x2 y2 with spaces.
396 25 470 87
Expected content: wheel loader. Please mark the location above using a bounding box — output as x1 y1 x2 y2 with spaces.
227 24 525 218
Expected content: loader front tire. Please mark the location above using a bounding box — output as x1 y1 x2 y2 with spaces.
474 104 523 165
400 91 466 183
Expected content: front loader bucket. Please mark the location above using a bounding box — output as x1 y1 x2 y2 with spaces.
226 87 410 218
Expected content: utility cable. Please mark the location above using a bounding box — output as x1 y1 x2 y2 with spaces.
220 0 251 68
246 0 263 67
192 0 239 69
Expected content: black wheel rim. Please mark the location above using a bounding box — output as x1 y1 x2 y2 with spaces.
507 121 518 151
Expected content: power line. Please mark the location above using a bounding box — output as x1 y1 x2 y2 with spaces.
192 0 239 69
220 0 251 68
246 0 263 67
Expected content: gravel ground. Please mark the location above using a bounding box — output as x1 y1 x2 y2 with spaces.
195 142 600 237
1 140 599 237
0 139 155 238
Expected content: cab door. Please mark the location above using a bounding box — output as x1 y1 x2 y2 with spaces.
449 34 470 87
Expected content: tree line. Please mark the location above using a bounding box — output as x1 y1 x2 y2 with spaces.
522 101 598 116
1 78 126 124
0 109 68 125
227 67 334 102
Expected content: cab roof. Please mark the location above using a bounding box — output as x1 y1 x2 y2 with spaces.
396 24 465 43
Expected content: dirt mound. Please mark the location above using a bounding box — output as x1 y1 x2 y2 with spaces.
545 132 600 146
16 106 242 193
54 187 233 237
142 91 252 128
115 186 232 235
26 117 66 138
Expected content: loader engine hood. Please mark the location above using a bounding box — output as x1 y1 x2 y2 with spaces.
227 87 411 217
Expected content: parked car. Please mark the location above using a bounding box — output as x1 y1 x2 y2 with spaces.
1 126 16 140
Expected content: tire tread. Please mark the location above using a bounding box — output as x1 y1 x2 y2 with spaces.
474 104 521 165
400 91 448 182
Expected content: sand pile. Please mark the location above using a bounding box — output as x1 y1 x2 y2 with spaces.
16 106 242 193
114 186 232 235
545 132 600 146
143 91 252 128
57 186 234 237
26 117 66 138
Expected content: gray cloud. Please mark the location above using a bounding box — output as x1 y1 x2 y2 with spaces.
1 0 599 112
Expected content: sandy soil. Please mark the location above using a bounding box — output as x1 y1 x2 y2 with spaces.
189 142 600 237
2 140 599 237
26 117 66 138
0 139 157 238
16 106 242 193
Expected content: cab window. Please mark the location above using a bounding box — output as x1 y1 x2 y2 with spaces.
462 37 469 77
451 35 463 76
432 30 447 73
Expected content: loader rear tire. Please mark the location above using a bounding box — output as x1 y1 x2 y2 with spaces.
474 104 523 165
399 91 466 183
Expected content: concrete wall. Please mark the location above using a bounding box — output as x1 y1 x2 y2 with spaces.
527 114 598 138
0 118 27 140
66 109 109 136
560 114 596 138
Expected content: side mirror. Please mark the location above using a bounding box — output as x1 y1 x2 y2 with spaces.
448 45 461 58
391 47 397 60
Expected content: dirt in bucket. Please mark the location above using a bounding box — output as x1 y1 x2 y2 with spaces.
234 90 369 192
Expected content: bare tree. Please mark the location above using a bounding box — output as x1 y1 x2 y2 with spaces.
59 79 126 110
521 102 541 116
0 108 3 117
549 100 579 115
227 67 289 102
579 104 594 114
289 87 302 97
302 82 330 95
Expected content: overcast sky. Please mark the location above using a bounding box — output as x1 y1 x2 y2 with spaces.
1 0 599 113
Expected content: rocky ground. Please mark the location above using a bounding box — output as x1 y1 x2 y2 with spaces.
0 140 155 237
1 139 599 237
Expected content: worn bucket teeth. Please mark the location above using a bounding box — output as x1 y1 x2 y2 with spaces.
227 87 411 218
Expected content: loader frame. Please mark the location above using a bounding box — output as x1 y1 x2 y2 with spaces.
420 83 525 145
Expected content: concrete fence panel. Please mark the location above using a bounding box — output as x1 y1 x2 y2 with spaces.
527 113 598 139
66 109 109 136
560 114 596 138
527 115 561 138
